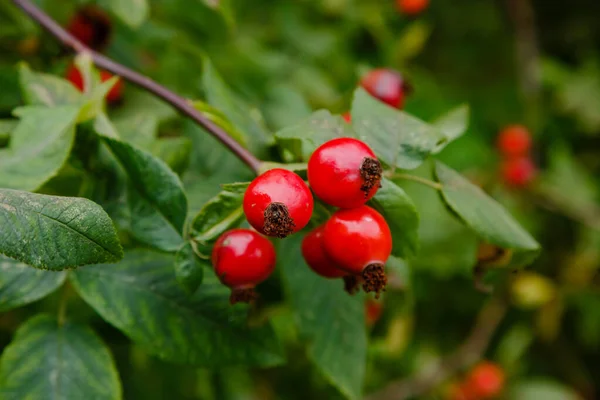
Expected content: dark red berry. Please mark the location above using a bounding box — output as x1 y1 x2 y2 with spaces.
243 168 314 238
308 138 382 209
342 112 351 123
397 0 429 15
66 64 123 104
360 69 409 109
501 157 536 187
497 125 532 157
464 362 505 399
301 225 347 279
323 206 392 297
66 6 112 51
212 229 276 304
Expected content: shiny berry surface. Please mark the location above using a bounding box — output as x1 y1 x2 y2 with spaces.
301 225 347 279
360 68 407 109
308 138 382 209
501 157 536 187
397 0 430 15
497 124 532 157
243 168 313 238
211 229 276 289
323 206 392 274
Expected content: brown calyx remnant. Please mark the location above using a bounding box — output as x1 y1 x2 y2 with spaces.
263 202 296 238
362 263 387 299
360 157 383 197
229 287 258 305
343 275 360 295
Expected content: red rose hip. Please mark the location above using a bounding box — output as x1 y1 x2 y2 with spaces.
360 68 409 109
397 0 430 16
66 5 112 51
464 361 505 399
243 168 313 238
323 206 392 297
66 65 123 104
212 229 276 304
501 157 536 187
497 124 532 157
308 138 382 209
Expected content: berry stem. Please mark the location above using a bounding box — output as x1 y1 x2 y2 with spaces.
11 0 262 174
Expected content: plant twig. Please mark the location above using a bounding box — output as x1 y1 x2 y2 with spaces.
57 281 71 326
11 0 262 174
388 173 443 190
366 296 508 400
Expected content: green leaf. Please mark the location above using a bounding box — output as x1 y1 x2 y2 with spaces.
107 0 149 28
101 137 188 234
94 112 120 139
175 242 205 294
351 87 444 170
149 137 192 175
0 119 17 147
18 63 80 107
0 256 66 312
369 178 419 258
274 109 351 160
203 60 270 154
71 250 285 367
191 188 245 243
190 99 248 148
0 314 121 400
279 236 366 400
431 104 470 154
0 189 123 270
434 162 540 267
508 380 582 400
0 106 79 191
112 113 159 149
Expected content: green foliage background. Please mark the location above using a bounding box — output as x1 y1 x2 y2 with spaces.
1 0 600 399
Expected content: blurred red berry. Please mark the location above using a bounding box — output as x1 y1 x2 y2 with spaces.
501 157 536 187
464 361 505 399
446 382 475 400
360 69 409 109
342 112 351 123
66 6 112 50
66 64 84 92
365 298 383 326
66 65 123 104
497 124 532 157
397 0 430 16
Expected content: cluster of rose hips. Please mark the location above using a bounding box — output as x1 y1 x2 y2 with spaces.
496 125 537 187
65 6 123 104
447 361 505 400
212 137 391 304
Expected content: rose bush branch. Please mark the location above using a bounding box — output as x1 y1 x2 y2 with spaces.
11 0 262 174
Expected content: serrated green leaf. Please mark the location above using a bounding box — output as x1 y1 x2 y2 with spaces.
279 236 366 400
0 255 66 312
0 189 123 270
0 314 121 400
432 104 470 153
107 0 149 28
71 250 285 367
101 137 188 236
274 109 351 160
191 188 245 243
351 88 444 170
369 178 419 258
0 106 79 191
18 63 80 107
434 162 540 267
203 60 270 154
175 242 205 294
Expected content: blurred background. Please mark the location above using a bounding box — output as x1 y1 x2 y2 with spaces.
1 0 600 399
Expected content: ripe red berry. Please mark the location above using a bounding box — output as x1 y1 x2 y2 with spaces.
360 68 409 109
446 383 475 400
212 228 276 304
66 6 112 50
243 168 314 238
497 124 532 157
342 112 351 123
365 298 383 326
66 65 123 104
308 138 382 209
323 206 392 297
464 362 505 399
501 157 536 187
397 0 430 15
